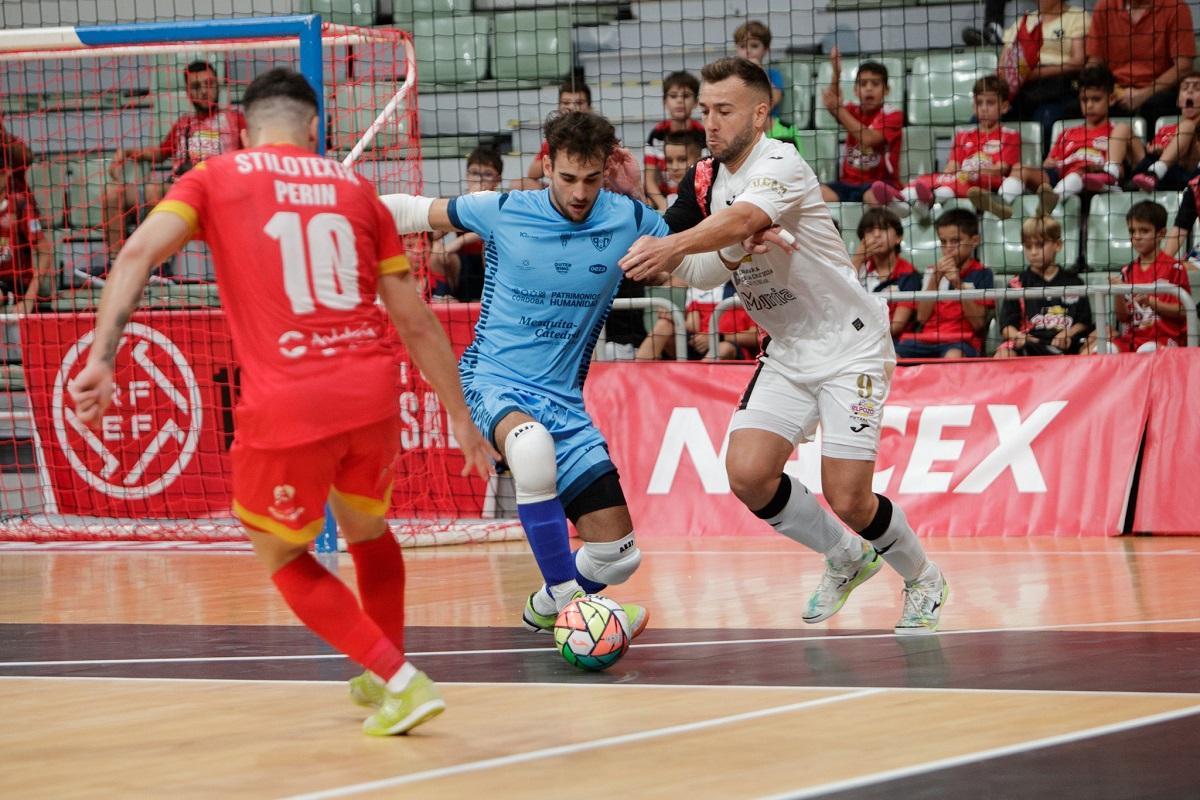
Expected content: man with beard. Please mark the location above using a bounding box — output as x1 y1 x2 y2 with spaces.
620 57 948 635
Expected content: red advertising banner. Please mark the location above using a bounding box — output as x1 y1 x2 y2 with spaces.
585 354 1159 537
19 311 237 518
1135 348 1200 534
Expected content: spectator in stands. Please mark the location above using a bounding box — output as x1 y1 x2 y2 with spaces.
1129 73 1200 192
996 215 1092 357
643 71 704 211
660 129 705 208
515 80 592 190
895 208 994 359
963 0 1011 47
819 51 904 205
969 64 1132 219
635 281 758 361
0 161 54 314
103 60 245 267
0 113 35 197
998 0 1089 156
1163 172 1200 259
428 146 503 300
1097 200 1192 352
1086 0 1196 129
870 76 1020 223
851 207 920 340
733 21 784 120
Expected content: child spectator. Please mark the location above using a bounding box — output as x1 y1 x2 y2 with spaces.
1130 72 1200 191
970 64 1132 219
635 281 758 361
1102 200 1192 352
896 208 995 358
428 146 503 300
660 129 705 208
851 207 921 339
819 51 905 204
0 161 53 313
870 76 1020 222
644 72 704 210
733 21 784 119
996 215 1093 357
514 80 592 189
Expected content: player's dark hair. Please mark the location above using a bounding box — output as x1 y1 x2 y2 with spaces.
972 74 1009 103
663 70 700 99
935 207 979 238
701 57 773 103
1126 199 1168 232
466 146 503 175
857 207 904 254
856 61 889 85
185 60 216 79
558 79 592 105
1078 63 1116 93
664 128 705 153
243 68 318 113
544 110 618 165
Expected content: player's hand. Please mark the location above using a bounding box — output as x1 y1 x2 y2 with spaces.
450 411 501 480
604 147 645 203
619 235 681 281
744 226 800 255
68 361 115 427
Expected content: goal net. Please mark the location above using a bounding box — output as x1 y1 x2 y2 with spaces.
0 16 520 545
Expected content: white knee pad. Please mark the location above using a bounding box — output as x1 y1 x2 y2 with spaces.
576 533 642 586
504 421 558 503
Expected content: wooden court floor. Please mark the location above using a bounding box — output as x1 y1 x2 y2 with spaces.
1 536 1199 799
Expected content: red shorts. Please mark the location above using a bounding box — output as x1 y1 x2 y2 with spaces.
231 415 400 543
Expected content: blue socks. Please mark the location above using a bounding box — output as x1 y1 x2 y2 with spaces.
517 498 576 587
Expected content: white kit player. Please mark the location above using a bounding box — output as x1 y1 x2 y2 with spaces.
621 56 948 634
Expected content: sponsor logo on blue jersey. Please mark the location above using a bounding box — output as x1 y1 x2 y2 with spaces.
589 263 607 274
512 288 546 304
554 261 572 274
591 232 612 251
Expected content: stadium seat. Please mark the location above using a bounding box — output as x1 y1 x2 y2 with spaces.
1155 115 1180 136
406 0 473 15
827 201 865 253
1085 191 1182 270
27 161 69 229
902 216 939 270
814 56 904 130
66 159 111 231
776 60 815 130
305 0 377 27
492 10 573 82
1049 116 1148 148
900 125 936 183
794 129 839 184
641 284 688 333
979 216 1081 275
412 15 490 86
907 50 998 126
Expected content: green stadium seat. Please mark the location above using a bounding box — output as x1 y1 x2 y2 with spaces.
492 10 573 82
979 216 1081 275
641 284 688 333
793 129 839 184
328 83 411 153
827 201 865 253
1048 116 1148 150
902 216 939 270
0 364 24 392
814 56 904 131
66 159 111 230
900 125 936 183
1085 191 1182 270
27 161 68 229
406 0 473 15
412 15 490 86
907 50 998 126
777 60 815 130
305 0 377 27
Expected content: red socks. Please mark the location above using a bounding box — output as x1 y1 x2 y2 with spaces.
348 532 407 652
271 552 404 681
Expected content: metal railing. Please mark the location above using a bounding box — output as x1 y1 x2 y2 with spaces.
708 283 1199 357
597 296 688 361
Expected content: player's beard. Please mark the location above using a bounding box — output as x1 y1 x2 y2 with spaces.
711 124 755 165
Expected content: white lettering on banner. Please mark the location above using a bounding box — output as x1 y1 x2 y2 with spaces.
899 405 975 493
398 390 460 451
647 402 1067 496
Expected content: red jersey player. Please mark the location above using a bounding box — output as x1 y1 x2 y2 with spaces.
819 50 905 204
69 68 497 736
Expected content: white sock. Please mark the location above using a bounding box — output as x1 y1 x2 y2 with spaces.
900 186 920 204
384 661 418 693
759 475 854 556
1056 172 1083 197
999 176 1023 202
867 499 928 581
1105 162 1120 180
933 186 956 203
531 579 582 614
1151 160 1168 179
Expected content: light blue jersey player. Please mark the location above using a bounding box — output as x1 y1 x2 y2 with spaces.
383 111 666 638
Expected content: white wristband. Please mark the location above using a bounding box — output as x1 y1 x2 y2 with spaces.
380 192 436 234
719 242 749 263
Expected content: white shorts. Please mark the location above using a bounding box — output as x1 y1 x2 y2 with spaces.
729 347 895 461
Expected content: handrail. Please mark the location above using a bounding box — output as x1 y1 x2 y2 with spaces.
709 283 1199 355
602 296 688 361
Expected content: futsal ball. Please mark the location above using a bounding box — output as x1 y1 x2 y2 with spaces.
554 594 631 671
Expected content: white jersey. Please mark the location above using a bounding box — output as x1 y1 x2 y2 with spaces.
712 136 890 379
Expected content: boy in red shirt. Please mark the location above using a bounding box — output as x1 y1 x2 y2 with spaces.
69 69 496 736
819 50 904 204
970 64 1133 219
895 208 995 358
1102 200 1192 352
871 75 1020 222
644 71 705 210
1130 73 1200 191
0 163 53 314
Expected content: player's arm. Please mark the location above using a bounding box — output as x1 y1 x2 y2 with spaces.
376 271 500 476
69 210 192 425
621 202 773 281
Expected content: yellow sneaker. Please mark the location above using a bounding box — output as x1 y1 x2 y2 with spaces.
348 670 385 709
362 670 446 736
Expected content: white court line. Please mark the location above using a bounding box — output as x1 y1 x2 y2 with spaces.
639 549 1200 557
753 703 1200 800
280 688 884 800
2 615 1198 669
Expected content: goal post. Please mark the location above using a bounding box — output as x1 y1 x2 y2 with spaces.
0 16 521 547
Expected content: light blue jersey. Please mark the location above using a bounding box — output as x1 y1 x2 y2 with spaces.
449 188 669 404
